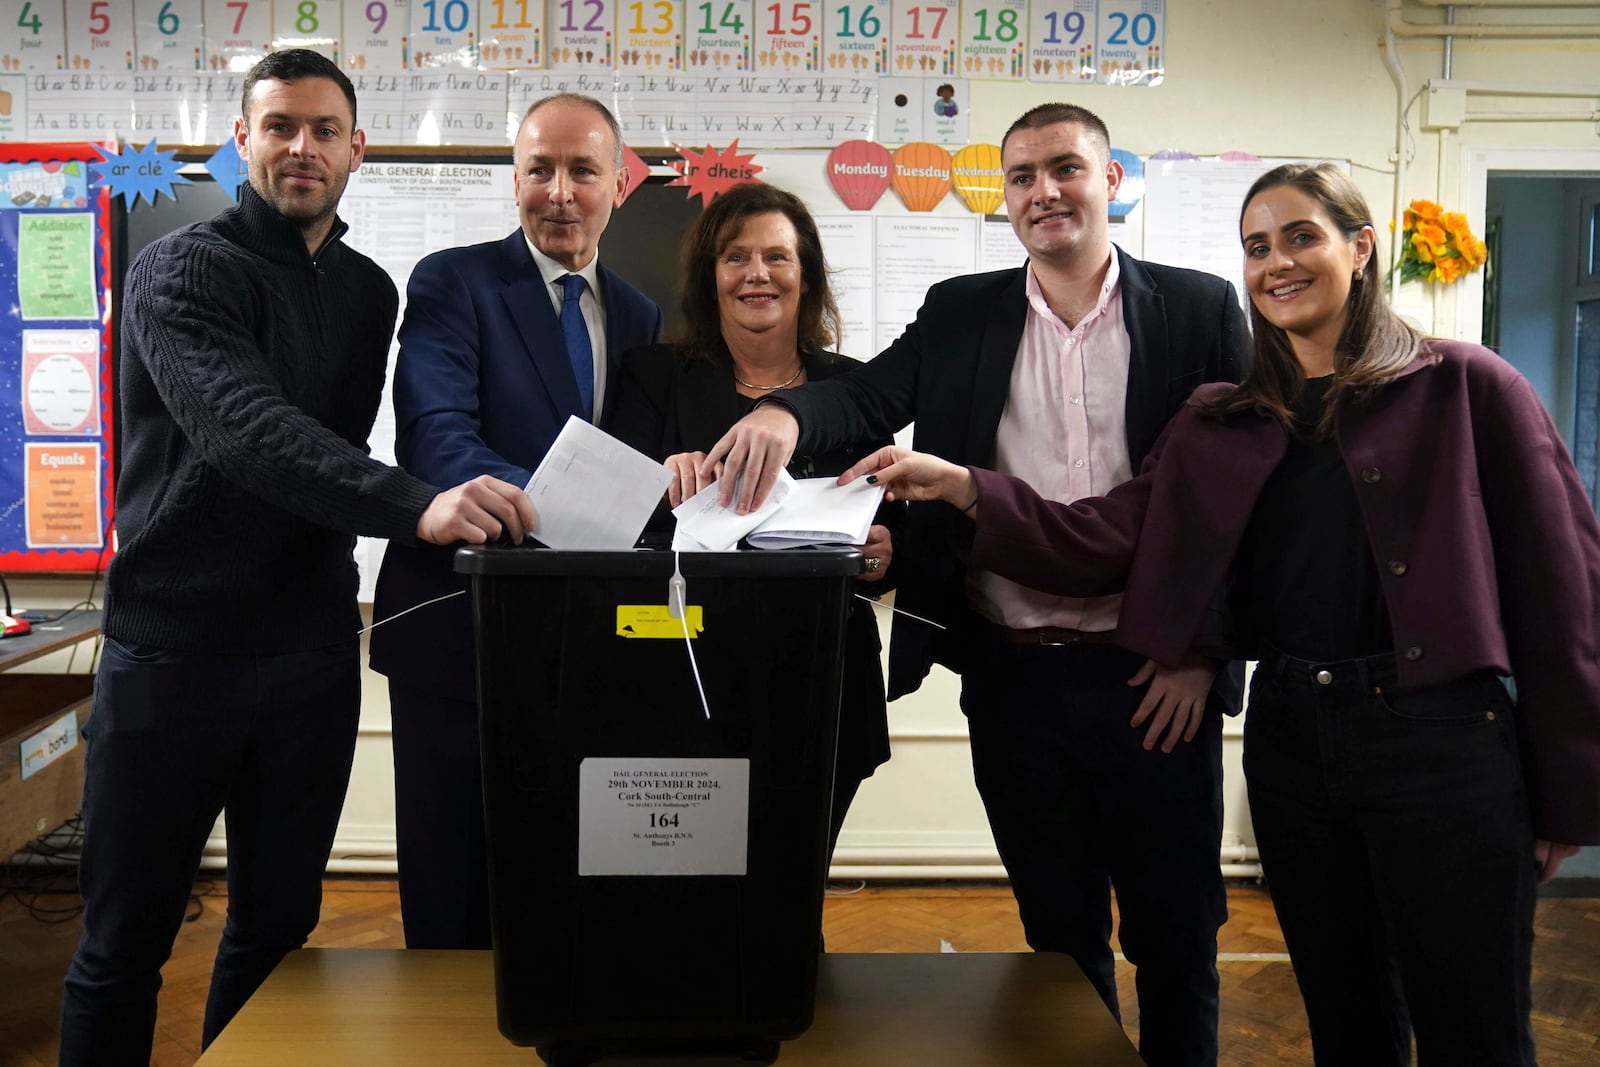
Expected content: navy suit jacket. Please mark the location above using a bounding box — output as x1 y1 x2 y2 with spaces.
774 248 1248 701
370 230 663 696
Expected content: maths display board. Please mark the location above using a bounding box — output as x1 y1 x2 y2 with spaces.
0 141 113 573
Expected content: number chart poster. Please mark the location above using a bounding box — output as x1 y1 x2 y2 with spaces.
0 142 113 570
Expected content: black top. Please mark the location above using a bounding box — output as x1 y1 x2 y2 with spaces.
1238 376 1393 661
612 344 896 534
610 341 897 782
109 182 435 654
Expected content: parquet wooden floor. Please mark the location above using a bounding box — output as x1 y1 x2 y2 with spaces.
2 875 1597 1065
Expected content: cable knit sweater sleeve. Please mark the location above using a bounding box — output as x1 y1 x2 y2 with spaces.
108 187 451 653
123 231 437 542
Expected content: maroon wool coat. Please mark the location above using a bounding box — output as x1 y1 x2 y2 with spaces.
965 340 1600 844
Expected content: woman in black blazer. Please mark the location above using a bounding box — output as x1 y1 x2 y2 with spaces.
610 182 896 856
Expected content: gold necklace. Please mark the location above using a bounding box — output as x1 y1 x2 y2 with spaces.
732 362 804 391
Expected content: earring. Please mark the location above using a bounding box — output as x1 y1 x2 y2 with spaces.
1354 266 1365 281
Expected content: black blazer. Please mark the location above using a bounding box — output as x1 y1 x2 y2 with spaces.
610 343 895 783
775 250 1249 700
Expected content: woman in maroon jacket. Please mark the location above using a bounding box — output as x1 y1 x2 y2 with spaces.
845 163 1598 1067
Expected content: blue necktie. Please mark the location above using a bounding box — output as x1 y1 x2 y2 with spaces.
559 273 594 419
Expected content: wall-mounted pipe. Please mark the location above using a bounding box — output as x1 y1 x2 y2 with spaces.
1437 79 1600 97
1391 15 1600 37
1444 4 1455 79
1389 0 1600 37
1462 111 1600 120
1382 24 1411 300
1413 0 1600 7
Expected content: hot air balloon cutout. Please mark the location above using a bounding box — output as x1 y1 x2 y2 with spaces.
826 140 893 211
668 141 764 204
1108 148 1144 221
951 144 1003 215
891 143 953 212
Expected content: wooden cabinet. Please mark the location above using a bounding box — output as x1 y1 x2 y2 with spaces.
0 611 99 862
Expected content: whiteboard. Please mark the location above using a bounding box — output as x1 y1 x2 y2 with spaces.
340 161 521 598
1142 157 1351 306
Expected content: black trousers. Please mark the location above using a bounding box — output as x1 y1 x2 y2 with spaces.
388 681 493 950
1246 657 1537 1066
60 637 360 1064
960 640 1226 1067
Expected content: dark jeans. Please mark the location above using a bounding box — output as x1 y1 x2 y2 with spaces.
961 641 1226 1067
388 681 492 949
59 637 360 1065
1245 656 1537 1067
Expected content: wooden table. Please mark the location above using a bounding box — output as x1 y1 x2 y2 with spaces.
199 949 1142 1065
0 609 100 861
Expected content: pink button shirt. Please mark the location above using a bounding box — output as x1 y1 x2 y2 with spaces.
969 255 1132 631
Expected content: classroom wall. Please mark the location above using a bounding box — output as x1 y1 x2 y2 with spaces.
337 0 1600 880
829 0 1600 877
10 0 1600 879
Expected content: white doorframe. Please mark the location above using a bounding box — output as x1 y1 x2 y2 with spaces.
1459 145 1600 344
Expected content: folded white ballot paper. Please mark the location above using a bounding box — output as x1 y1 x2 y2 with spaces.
522 417 674 550
747 476 885 549
672 471 884 552
671 469 796 552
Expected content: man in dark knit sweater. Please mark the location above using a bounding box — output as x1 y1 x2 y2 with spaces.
58 51 535 1064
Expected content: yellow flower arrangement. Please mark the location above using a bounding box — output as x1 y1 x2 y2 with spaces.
1394 199 1488 284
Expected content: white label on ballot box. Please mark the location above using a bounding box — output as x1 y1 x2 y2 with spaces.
578 757 750 876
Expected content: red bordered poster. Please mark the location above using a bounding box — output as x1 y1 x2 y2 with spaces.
0 142 115 572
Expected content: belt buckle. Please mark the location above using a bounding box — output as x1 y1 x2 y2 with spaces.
1038 628 1080 647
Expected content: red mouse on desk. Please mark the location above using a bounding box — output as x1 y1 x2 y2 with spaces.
1 613 31 637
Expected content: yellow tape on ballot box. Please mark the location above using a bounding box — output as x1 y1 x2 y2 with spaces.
616 605 705 638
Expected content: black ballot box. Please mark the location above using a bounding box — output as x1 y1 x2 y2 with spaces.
455 545 863 1065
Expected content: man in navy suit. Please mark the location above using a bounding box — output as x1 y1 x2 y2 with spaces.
703 104 1247 1066
370 94 663 949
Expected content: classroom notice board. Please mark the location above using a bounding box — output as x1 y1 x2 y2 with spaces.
0 141 114 572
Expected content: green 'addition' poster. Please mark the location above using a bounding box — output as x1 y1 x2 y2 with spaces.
18 211 95 321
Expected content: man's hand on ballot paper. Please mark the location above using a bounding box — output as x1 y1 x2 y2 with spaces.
417 474 538 546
